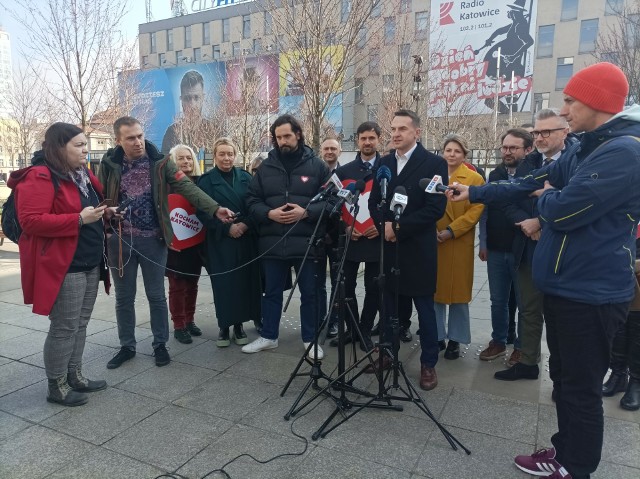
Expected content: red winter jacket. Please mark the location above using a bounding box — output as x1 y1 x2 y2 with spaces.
8 165 110 316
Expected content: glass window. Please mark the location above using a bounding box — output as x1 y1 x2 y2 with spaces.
243 15 251 39
626 14 640 46
355 78 364 104
223 19 230 42
537 25 554 57
213 44 221 59
203 23 210 45
253 38 262 53
384 17 395 45
383 74 394 87
167 29 173 51
264 11 272 35
400 0 411 14
561 0 578 21
341 0 351 22
400 43 411 66
357 27 367 49
533 92 550 113
579 19 599 53
142 55 149 66
150 32 156 53
194 47 201 62
415 11 428 40
370 49 380 74
371 1 381 17
159 52 166 65
605 0 623 16
176 50 184 64
232 41 240 57
185 26 191 48
556 57 574 90
367 104 378 122
325 29 336 45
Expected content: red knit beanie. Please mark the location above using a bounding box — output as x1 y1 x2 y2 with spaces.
563 62 629 114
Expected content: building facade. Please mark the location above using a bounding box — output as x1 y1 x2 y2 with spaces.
137 0 631 150
0 28 12 120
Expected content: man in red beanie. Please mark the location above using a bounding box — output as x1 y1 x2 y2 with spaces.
447 62 640 479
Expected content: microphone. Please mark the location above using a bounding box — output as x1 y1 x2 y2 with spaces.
390 186 408 221
419 176 459 195
376 165 392 198
310 172 344 203
352 179 366 198
330 182 357 217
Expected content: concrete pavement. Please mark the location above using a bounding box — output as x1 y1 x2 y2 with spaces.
0 239 638 479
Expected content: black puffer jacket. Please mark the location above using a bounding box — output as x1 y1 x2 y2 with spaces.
246 145 330 259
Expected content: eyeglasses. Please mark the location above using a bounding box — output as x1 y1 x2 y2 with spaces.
531 128 566 138
500 145 525 154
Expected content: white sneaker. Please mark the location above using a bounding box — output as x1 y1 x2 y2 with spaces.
242 337 278 353
304 342 324 360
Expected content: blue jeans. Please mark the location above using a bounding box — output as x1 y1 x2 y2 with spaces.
487 249 521 348
108 235 169 350
261 258 319 342
385 293 439 368
435 302 470 344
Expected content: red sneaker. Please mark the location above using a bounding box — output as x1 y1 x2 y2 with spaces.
514 447 564 476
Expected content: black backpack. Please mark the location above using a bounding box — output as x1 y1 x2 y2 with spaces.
1 167 58 243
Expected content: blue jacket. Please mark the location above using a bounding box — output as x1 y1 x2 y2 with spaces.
470 105 640 305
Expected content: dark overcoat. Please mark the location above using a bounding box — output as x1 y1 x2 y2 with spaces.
197 167 261 328
369 143 448 297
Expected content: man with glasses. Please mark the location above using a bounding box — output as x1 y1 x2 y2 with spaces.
479 129 532 363
495 110 570 381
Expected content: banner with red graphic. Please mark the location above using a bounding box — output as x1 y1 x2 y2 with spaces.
429 0 538 115
168 194 205 250
340 178 375 234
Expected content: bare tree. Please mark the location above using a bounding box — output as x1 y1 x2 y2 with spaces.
221 55 273 169
5 65 56 168
265 0 382 150
3 0 129 132
594 0 640 105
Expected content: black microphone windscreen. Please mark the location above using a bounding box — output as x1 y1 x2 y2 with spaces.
376 165 392 181
394 185 407 195
418 178 430 190
354 179 366 192
345 182 357 192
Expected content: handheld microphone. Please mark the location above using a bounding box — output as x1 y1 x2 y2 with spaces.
376 165 392 199
390 186 408 221
419 176 459 195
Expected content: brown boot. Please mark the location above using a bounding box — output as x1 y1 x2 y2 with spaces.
420 365 438 391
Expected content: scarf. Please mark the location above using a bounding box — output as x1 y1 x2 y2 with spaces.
69 167 90 198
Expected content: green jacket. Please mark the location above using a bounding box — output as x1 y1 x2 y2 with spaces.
97 140 220 245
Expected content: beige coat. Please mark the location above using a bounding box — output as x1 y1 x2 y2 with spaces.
434 164 485 304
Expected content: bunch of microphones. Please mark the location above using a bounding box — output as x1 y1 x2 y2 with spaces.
373 165 457 223
311 173 366 217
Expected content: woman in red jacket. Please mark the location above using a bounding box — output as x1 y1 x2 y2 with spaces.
8 123 112 407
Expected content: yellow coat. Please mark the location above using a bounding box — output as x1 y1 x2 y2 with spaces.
434 164 485 304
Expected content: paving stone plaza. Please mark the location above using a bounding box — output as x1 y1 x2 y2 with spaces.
1 240 638 479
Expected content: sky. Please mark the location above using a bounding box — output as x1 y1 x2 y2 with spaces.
0 0 173 69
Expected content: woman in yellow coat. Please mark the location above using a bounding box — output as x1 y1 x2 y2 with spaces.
434 135 485 360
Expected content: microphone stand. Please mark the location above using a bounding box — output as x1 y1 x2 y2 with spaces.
281 199 333 416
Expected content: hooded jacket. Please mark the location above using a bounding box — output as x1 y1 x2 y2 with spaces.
470 105 640 304
8 152 110 315
246 145 330 259
97 140 220 245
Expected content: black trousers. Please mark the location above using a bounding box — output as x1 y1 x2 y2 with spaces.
610 310 640 378
544 295 628 479
343 260 379 334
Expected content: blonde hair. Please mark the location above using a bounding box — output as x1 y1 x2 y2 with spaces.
442 134 470 157
169 144 201 176
212 137 238 158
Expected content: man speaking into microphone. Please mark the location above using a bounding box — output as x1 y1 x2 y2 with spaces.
369 110 448 390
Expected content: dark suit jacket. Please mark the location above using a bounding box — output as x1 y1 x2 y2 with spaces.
369 143 448 297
